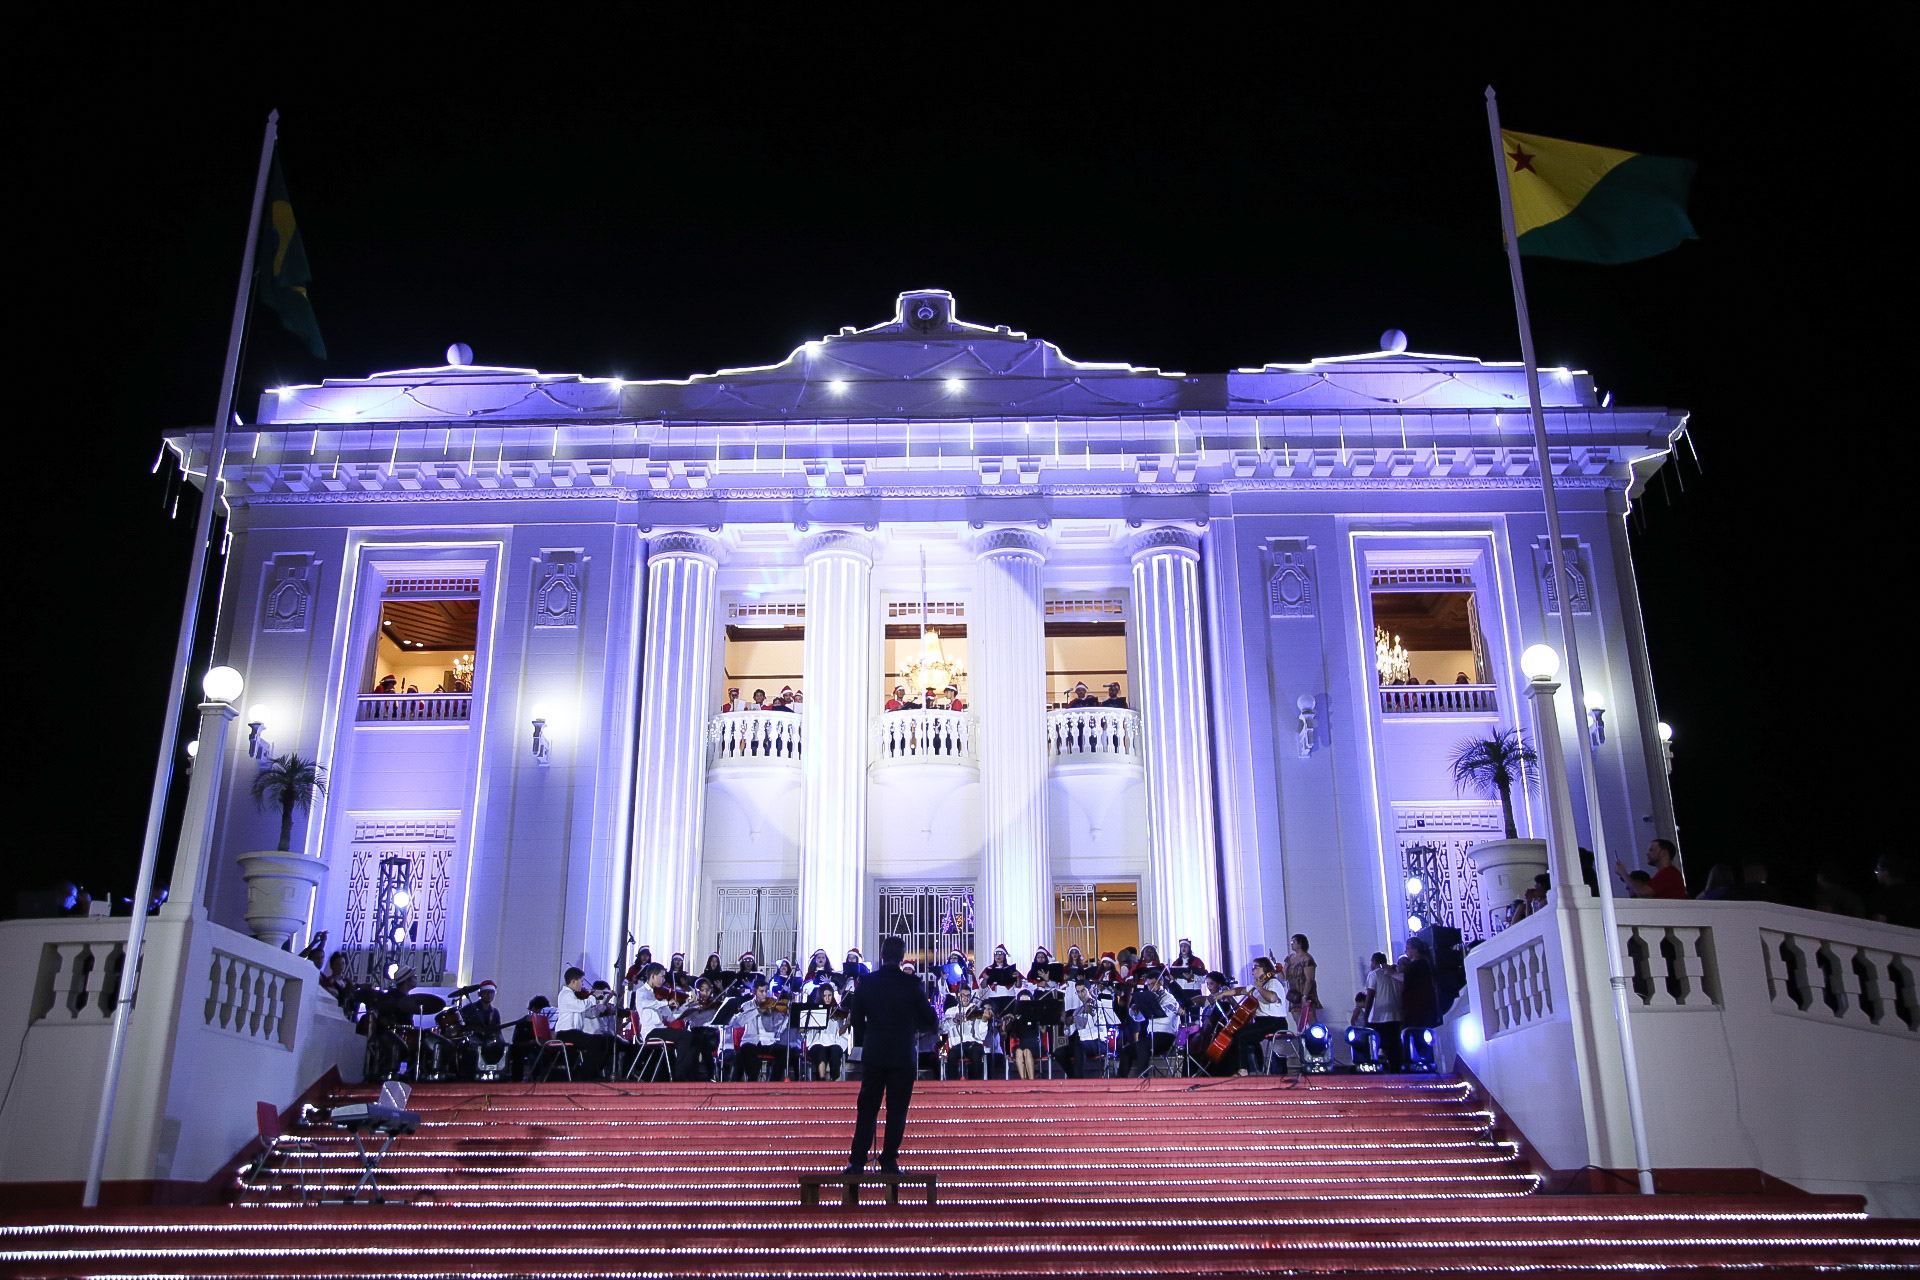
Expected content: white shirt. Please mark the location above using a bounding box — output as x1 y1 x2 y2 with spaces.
1253 976 1287 1020
801 1008 850 1053
943 1002 989 1045
1138 984 1182 1035
634 985 678 1039
731 1002 787 1047
1367 967 1404 1024
555 985 610 1034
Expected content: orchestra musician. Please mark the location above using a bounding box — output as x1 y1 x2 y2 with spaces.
458 980 503 1042
941 947 974 993
941 986 990 1079
678 976 725 1081
1001 989 1042 1080
1227 955 1290 1076
1119 970 1182 1077
802 948 837 995
1027 946 1063 986
840 948 868 986
699 953 728 988
1061 946 1088 983
732 950 760 990
803 985 852 1080
730 976 789 1081
633 962 696 1081
555 967 617 1079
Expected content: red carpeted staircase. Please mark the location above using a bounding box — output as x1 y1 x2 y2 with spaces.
4 1075 1914 1275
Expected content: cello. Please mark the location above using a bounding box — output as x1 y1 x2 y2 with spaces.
1203 988 1260 1066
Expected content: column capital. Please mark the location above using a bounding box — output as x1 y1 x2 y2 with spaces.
1126 524 1202 562
800 529 875 564
968 526 1049 562
645 530 728 565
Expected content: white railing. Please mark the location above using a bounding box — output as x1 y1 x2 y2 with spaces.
1757 922 1918 1036
871 709 977 766
707 710 803 767
356 692 473 723
33 938 127 1025
1045 707 1144 765
205 949 298 1046
1477 916 1554 1038
1617 920 1721 1010
1379 683 1498 715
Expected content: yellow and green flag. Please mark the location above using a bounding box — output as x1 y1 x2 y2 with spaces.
1502 130 1696 264
257 155 327 359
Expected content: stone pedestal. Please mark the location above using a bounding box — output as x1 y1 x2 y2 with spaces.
1129 526 1221 964
630 532 726 955
798 531 875 956
970 528 1051 962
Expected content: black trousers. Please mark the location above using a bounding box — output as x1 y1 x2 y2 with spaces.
1229 1016 1289 1073
946 1041 985 1079
1054 1036 1101 1078
637 1026 694 1080
849 1065 916 1168
734 1042 786 1082
688 1026 721 1080
556 1030 614 1078
1121 1030 1175 1077
808 1045 844 1080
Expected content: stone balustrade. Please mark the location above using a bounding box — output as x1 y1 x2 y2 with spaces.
355 692 473 723
707 709 803 767
871 708 978 766
1045 707 1143 765
1378 683 1498 715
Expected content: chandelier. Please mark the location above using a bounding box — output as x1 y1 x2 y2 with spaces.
902 546 965 700
902 628 964 697
1374 625 1411 684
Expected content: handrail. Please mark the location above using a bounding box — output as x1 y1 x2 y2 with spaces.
1045 707 1143 764
1378 683 1498 715
708 709 803 767
356 692 473 723
871 709 977 766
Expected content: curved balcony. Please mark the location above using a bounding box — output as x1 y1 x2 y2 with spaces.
1046 707 1143 769
707 710 802 769
871 708 977 768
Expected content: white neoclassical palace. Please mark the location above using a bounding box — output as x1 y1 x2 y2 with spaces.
171 289 1685 1004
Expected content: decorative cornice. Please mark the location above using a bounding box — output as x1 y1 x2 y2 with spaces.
645 530 727 564
799 529 875 563
967 527 1049 562
1126 525 1203 562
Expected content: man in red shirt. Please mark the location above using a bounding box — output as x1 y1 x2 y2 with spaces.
1617 838 1686 899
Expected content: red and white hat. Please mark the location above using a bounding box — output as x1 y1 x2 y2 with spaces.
478 979 497 993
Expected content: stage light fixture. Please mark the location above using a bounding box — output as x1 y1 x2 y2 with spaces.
1407 913 1424 933
1403 1025 1438 1071
1299 1022 1334 1074
1345 1025 1384 1072
1404 875 1424 896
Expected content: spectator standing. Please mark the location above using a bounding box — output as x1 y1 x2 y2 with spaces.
1695 864 1737 900
1399 940 1439 1044
1617 838 1686 899
1364 951 1404 1070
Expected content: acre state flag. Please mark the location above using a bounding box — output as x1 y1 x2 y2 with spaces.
1502 130 1697 264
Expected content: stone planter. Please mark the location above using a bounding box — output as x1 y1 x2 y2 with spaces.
1469 838 1550 917
237 851 327 947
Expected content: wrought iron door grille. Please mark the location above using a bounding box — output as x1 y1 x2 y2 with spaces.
715 886 798 968
878 884 975 973
1054 884 1096 960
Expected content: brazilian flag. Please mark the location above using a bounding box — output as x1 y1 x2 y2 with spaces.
1502 131 1696 264
258 156 326 358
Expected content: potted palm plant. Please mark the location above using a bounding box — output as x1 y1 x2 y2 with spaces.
237 753 330 947
1449 729 1552 923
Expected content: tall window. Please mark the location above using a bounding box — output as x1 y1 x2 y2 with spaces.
722 614 804 711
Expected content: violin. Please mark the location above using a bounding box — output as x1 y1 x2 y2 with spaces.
756 995 791 1016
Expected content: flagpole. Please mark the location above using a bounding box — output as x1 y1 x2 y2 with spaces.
82 109 280 1208
1484 86 1656 1196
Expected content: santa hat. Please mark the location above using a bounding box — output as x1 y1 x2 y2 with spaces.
1106 681 1121 690
478 980 497 993
993 943 1009 958
1033 946 1052 958
781 685 794 694
670 952 686 963
738 950 755 963
1074 681 1089 691
1099 952 1116 963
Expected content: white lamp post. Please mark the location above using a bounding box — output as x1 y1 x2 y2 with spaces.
164 669 245 918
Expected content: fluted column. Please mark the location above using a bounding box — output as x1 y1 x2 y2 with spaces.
1129 525 1222 964
164 700 239 919
970 527 1051 962
799 530 875 956
629 532 725 955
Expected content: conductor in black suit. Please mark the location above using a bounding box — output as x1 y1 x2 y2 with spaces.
843 935 938 1173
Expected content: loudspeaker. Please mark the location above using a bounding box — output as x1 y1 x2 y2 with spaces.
1413 923 1465 1017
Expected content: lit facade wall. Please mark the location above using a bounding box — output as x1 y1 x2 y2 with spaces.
176 289 1684 1002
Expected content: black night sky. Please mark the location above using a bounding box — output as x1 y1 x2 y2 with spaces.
17 13 1892 913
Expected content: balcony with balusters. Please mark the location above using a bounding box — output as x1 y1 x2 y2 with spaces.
1045 707 1143 773
870 708 977 769
706 710 804 770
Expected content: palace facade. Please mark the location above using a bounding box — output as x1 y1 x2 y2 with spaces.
172 289 1684 1004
